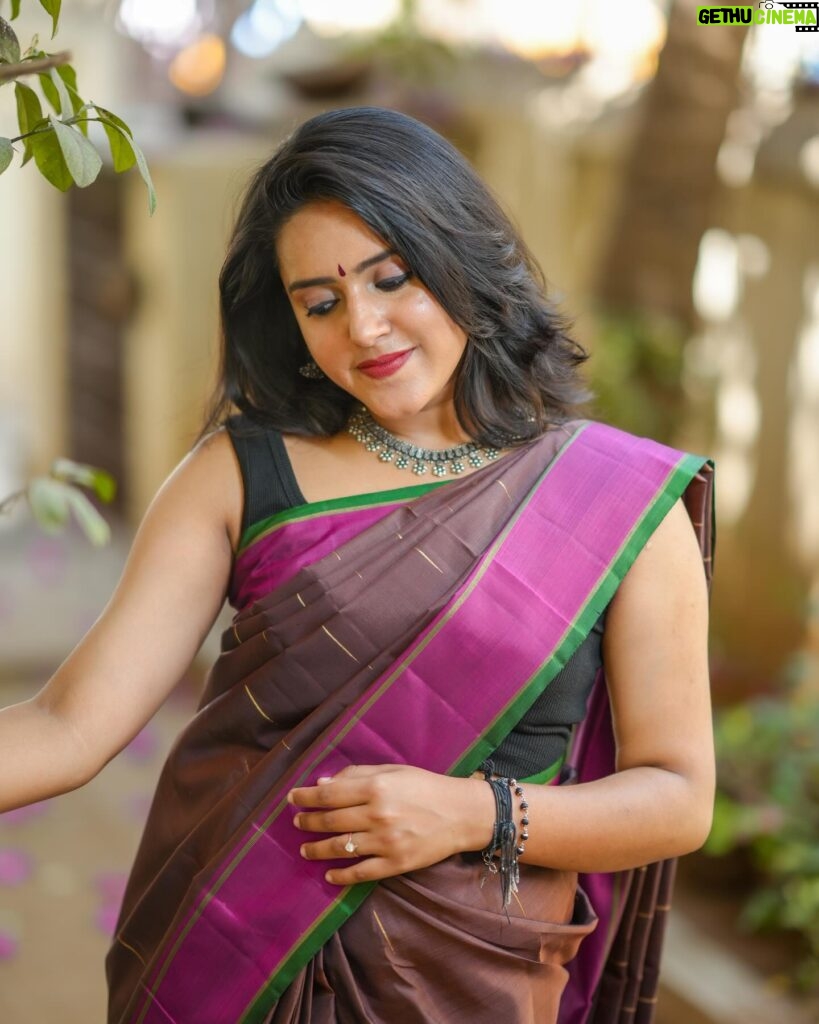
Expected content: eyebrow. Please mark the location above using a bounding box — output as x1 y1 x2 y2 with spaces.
287 249 397 293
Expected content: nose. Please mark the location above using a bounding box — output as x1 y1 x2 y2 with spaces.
346 292 390 347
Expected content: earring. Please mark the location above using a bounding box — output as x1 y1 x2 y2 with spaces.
298 359 324 379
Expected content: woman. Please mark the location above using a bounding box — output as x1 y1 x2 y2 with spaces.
0 108 715 1024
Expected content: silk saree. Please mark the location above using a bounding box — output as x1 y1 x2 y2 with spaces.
106 418 715 1024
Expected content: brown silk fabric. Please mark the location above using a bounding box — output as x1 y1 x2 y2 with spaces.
108 429 714 1024
266 858 596 1024
107 423 581 1023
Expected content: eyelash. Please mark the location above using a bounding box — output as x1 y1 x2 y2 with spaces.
305 272 412 318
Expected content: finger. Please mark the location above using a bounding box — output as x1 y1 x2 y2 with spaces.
299 832 366 862
293 809 363 834
288 766 400 808
324 857 397 886
287 779 365 809
331 764 400 779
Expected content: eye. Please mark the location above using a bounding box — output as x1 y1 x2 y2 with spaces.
376 272 412 292
305 299 338 318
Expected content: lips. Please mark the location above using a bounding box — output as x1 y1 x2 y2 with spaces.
356 348 414 369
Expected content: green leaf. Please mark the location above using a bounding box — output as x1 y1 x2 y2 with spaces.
67 89 89 135
28 477 70 532
99 117 136 173
37 65 87 133
0 137 13 175
56 65 88 134
93 106 136 170
93 105 133 139
50 115 101 187
15 82 43 165
38 0 61 39
10 1 22 20
63 487 110 546
51 458 117 503
29 122 72 190
56 62 77 91
93 107 156 213
38 69 59 111
0 14 21 63
49 65 71 116
131 134 159 213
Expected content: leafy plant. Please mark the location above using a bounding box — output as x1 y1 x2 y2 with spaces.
587 309 687 444
705 691 819 991
0 458 117 545
1 1 154 545
0 0 155 211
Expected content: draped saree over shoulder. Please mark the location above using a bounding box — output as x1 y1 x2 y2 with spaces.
106 419 715 1024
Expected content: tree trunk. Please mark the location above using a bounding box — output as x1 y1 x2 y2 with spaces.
595 0 746 328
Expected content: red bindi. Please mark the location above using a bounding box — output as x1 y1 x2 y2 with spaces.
337 264 346 277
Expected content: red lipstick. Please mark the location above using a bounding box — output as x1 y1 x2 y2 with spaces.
356 348 414 379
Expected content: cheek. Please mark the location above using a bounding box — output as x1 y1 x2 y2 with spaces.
409 293 465 347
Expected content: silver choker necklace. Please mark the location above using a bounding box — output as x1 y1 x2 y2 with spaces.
347 404 505 477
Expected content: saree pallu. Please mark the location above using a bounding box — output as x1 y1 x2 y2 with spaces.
106 419 715 1024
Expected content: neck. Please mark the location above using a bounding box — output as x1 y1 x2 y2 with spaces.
361 401 474 450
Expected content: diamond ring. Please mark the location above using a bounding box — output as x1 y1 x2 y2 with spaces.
344 833 359 854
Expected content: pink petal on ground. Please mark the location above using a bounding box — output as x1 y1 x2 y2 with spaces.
0 800 50 826
124 724 159 761
94 871 128 903
95 903 121 937
0 849 33 885
0 929 19 960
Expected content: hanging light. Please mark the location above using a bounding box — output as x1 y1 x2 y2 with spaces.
116 0 213 57
168 33 227 96
299 0 401 38
230 0 302 59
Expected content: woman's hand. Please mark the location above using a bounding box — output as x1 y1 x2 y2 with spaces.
288 764 494 885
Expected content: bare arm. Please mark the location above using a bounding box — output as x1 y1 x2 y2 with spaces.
0 429 242 812
289 496 715 880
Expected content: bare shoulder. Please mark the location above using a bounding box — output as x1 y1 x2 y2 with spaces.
603 496 709 664
599 495 713 792
616 496 705 596
169 426 244 556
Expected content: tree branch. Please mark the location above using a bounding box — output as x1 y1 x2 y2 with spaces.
0 50 72 82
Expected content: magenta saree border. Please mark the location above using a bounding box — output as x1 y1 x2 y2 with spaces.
124 423 709 1024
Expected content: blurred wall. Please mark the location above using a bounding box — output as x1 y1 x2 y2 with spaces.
0 165 67 487
121 136 273 521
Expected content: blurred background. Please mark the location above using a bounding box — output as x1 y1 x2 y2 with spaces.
1 0 818 1021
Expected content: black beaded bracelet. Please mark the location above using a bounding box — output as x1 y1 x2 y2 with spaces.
478 761 529 909
510 778 530 857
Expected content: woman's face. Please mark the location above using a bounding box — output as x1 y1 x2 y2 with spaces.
275 201 468 427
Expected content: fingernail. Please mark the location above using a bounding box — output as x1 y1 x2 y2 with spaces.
300 846 307 858
317 776 333 784
286 791 294 804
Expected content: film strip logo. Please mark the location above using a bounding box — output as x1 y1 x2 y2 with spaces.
776 2 819 31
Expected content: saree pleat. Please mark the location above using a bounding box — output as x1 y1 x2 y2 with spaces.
265 856 596 1024
107 421 715 1024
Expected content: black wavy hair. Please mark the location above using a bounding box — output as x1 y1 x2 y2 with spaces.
200 106 592 446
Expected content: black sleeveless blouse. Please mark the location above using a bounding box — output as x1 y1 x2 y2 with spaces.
226 414 606 779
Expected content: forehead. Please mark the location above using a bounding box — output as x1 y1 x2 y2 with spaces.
275 201 389 273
